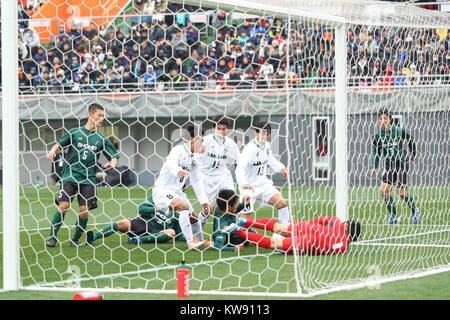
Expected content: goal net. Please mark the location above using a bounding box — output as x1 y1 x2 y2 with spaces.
2 0 449 297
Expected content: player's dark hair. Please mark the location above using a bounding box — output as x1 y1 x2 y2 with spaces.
253 121 272 134
185 123 205 139
216 189 239 212
88 103 104 114
211 115 231 128
346 220 362 242
377 108 392 120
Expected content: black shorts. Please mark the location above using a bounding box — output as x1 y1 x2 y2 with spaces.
382 162 409 188
126 217 159 237
55 181 98 209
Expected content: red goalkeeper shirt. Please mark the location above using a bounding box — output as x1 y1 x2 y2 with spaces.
284 216 350 255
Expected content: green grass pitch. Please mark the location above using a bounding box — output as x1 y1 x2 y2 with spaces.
0 185 448 299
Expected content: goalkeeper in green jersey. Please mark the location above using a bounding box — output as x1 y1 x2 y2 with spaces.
86 194 186 246
46 103 119 247
212 189 253 252
370 108 419 225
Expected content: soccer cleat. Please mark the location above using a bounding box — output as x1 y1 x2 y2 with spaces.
86 230 96 245
385 216 400 225
70 240 81 247
192 237 214 248
412 208 420 224
46 237 57 247
238 217 247 227
203 239 214 247
188 239 205 249
222 223 240 233
128 237 143 245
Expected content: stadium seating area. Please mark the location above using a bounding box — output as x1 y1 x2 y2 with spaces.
2 0 449 93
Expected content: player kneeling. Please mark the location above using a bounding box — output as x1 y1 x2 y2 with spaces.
212 189 252 252
223 216 362 255
86 195 185 246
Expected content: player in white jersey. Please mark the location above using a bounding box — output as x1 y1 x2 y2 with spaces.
152 124 213 249
198 115 240 227
235 121 290 228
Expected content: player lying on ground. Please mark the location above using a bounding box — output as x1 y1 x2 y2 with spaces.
86 195 186 246
151 123 213 249
198 115 241 228
370 108 419 224
223 216 362 255
211 189 253 252
46 103 119 247
235 121 290 237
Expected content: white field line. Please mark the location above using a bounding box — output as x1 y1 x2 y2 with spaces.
21 229 450 289
26 252 276 289
352 242 449 248
17 264 450 299
357 228 450 243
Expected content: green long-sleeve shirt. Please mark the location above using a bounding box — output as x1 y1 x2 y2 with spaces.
138 195 185 241
212 203 246 251
371 125 416 169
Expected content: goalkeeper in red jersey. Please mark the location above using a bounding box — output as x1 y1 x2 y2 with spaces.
223 216 361 255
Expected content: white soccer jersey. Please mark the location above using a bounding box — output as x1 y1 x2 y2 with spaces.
236 138 285 188
201 134 240 176
154 143 208 205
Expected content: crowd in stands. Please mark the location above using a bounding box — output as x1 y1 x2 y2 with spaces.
0 0 449 93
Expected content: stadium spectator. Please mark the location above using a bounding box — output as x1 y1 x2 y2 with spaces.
7 2 448 94
23 27 40 57
394 70 406 86
406 64 421 86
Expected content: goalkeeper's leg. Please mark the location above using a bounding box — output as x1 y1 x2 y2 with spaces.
233 227 290 251
238 218 291 237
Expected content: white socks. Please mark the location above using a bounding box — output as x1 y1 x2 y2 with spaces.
278 206 290 224
198 212 209 228
191 220 204 241
179 210 193 243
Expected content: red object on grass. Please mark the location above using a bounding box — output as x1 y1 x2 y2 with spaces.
73 291 103 300
177 262 189 298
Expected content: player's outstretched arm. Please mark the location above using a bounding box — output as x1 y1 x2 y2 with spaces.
46 144 61 160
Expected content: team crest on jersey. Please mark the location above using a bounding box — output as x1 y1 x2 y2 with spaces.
192 160 196 167
225 146 229 152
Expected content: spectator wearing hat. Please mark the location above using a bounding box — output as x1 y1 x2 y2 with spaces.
171 28 188 59
143 65 156 89
406 64 420 86
52 72 69 93
382 66 395 86
93 45 105 64
24 27 40 57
